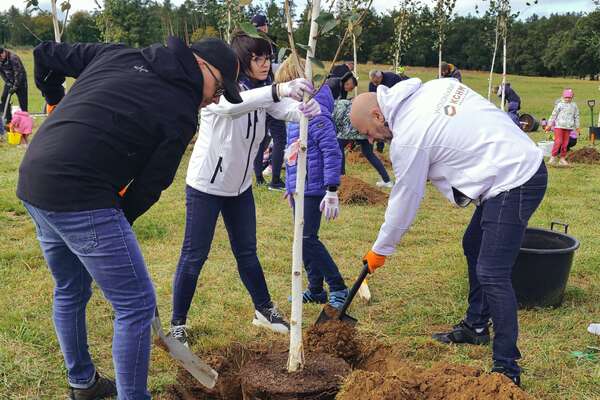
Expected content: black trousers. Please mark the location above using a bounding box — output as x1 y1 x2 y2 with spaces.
1 80 28 122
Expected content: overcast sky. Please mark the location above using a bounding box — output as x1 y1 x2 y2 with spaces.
1 0 596 18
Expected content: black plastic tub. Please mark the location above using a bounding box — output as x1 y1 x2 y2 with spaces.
511 222 579 308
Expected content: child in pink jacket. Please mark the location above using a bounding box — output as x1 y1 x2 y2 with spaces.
9 110 33 146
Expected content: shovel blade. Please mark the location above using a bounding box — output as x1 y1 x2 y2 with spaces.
315 307 357 326
151 314 218 389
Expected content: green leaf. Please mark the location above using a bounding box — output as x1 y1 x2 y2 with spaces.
315 11 335 25
309 57 325 69
320 18 339 35
239 21 262 38
278 47 289 63
60 1 71 12
296 43 310 51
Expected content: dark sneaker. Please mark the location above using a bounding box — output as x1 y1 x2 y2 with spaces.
168 324 189 348
69 373 117 400
491 365 521 387
432 320 490 345
253 304 290 334
288 289 328 304
329 288 349 310
268 181 285 191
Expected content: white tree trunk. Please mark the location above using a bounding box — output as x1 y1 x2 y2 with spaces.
438 43 442 79
487 22 500 101
394 24 403 72
501 34 507 111
287 0 321 374
352 32 358 97
51 0 61 42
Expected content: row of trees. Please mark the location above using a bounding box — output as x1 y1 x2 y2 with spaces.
1 0 599 78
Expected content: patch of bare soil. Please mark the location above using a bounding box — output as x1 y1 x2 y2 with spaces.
338 176 388 205
566 147 600 164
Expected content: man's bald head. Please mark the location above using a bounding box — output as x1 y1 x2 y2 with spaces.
350 93 392 143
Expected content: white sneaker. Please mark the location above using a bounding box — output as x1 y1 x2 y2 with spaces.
559 158 569 166
252 304 290 334
376 180 394 188
167 324 189 348
263 165 272 176
548 156 557 165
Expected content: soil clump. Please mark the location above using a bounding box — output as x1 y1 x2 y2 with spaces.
346 148 393 168
566 147 600 164
338 176 388 205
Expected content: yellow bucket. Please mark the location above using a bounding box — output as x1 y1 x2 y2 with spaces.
7 131 22 145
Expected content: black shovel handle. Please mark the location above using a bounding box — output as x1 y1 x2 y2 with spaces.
338 262 370 320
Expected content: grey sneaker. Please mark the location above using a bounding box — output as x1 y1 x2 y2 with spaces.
329 289 349 310
168 324 189 348
69 373 117 400
253 304 290 334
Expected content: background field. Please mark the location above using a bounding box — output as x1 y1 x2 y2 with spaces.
1 49 599 399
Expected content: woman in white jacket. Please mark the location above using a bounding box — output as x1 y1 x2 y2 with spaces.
169 31 320 346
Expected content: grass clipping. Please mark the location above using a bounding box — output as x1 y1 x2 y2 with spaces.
339 176 388 205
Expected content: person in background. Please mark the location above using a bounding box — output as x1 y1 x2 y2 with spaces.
0 46 28 124
18 36 240 400
352 77 546 387
326 71 357 100
250 13 287 191
369 70 408 153
330 58 354 78
495 82 521 127
333 98 393 188
441 61 462 82
170 31 320 346
545 88 580 166
276 56 349 308
8 109 33 146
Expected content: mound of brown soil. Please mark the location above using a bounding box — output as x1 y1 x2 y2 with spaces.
566 147 600 164
305 317 361 363
346 149 392 168
339 176 388 205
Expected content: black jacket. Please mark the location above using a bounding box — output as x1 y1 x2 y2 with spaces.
0 50 27 88
17 37 204 224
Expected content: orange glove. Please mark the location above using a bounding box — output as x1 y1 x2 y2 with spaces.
363 250 386 273
46 103 57 115
118 186 128 197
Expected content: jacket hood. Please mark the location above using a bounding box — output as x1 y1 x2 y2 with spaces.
141 36 204 105
314 84 334 115
377 78 422 130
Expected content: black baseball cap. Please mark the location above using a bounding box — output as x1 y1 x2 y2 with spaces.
190 38 242 104
251 14 268 27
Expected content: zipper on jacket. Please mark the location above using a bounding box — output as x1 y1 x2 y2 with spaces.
210 156 223 184
246 114 252 139
239 111 258 194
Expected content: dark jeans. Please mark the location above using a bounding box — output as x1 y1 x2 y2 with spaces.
1 81 28 122
23 202 154 400
376 141 385 153
567 137 577 151
254 117 286 184
462 162 547 376
295 195 346 293
172 186 271 324
338 139 390 182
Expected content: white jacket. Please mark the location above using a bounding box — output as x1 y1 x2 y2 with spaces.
186 85 302 196
372 78 544 256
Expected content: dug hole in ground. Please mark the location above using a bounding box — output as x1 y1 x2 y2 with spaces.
162 305 533 400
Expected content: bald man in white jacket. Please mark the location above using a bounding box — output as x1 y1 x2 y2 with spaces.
351 78 548 386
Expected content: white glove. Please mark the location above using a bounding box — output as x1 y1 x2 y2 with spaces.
278 78 314 101
319 190 339 221
588 323 600 336
298 98 321 119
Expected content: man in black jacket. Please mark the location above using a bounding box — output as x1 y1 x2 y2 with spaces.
0 47 28 124
17 37 241 400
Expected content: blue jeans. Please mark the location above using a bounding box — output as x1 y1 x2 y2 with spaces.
297 195 346 294
23 202 155 400
171 186 271 324
338 139 390 182
462 162 547 375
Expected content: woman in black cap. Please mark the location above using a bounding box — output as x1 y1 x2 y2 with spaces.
169 30 321 346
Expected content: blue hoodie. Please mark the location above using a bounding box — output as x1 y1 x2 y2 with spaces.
285 85 342 197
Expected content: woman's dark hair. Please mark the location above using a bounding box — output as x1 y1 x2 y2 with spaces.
230 29 273 76
341 71 358 87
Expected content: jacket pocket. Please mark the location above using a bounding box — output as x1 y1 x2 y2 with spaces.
210 156 223 184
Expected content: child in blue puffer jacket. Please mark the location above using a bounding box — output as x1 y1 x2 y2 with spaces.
276 56 349 309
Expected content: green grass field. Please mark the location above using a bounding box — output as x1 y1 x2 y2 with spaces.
1 49 599 399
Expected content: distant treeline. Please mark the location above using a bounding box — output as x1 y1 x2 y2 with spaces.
1 0 599 78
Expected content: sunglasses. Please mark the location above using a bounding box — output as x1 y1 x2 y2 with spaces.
203 62 225 98
251 54 273 67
